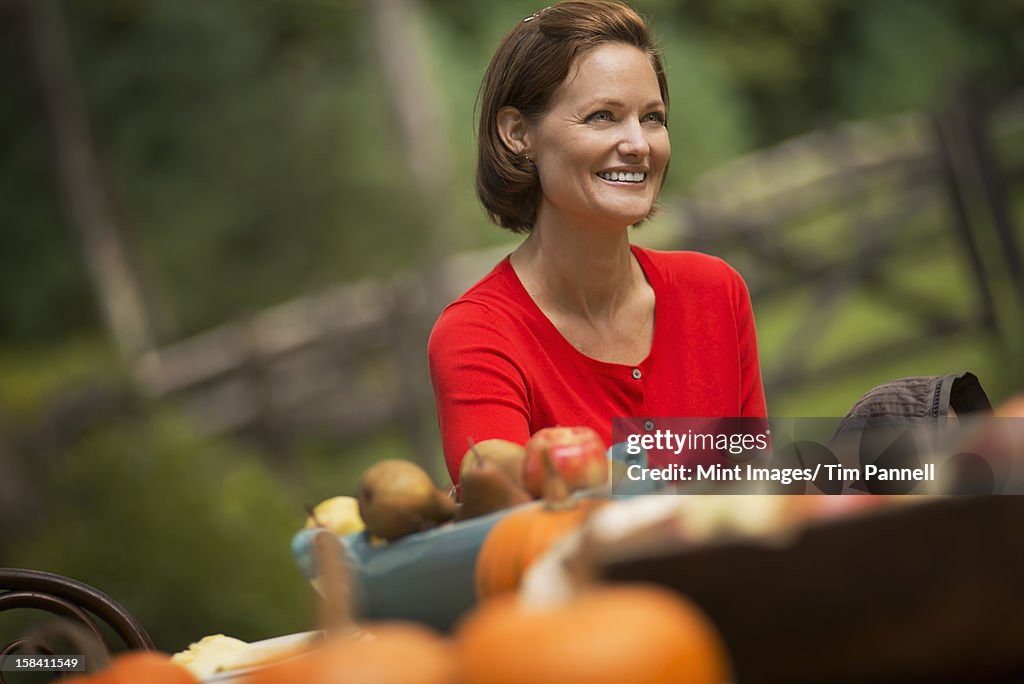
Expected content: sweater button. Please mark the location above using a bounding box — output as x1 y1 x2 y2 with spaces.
632 368 642 380
644 419 655 431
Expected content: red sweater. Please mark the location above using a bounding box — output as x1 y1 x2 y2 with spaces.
428 245 767 484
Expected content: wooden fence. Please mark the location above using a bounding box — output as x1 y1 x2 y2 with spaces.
128 86 1024 459
671 86 1024 397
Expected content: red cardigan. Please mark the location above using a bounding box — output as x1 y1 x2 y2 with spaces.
428 245 767 484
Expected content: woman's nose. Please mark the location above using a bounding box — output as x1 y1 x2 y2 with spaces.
618 118 651 158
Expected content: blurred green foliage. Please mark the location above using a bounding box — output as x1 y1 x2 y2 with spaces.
0 337 118 421
3 0 1020 342
7 409 314 648
0 340 413 650
1 0 1021 651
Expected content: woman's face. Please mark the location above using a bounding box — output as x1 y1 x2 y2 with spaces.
527 42 670 232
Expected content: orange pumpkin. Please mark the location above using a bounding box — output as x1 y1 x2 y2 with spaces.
242 624 457 684
474 448 606 599
456 584 732 684
63 652 199 684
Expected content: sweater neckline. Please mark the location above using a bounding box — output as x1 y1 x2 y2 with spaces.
499 244 666 376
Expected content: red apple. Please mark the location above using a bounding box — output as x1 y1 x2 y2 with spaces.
523 426 608 498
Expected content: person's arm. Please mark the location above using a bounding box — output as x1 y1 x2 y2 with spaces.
428 302 532 484
729 267 768 418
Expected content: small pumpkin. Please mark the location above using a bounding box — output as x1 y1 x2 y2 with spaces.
474 447 606 600
63 652 200 684
243 625 457 684
456 584 732 684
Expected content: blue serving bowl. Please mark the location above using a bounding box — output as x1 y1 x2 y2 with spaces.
292 504 521 631
292 445 652 631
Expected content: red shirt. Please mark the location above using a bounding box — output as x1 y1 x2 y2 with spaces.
428 245 767 484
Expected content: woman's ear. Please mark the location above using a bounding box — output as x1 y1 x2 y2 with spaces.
496 106 530 157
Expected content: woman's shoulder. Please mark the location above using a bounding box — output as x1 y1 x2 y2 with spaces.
429 256 521 347
633 245 745 287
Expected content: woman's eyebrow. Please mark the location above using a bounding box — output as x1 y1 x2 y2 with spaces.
581 97 665 109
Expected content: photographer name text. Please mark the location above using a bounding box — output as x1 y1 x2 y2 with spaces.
625 463 937 485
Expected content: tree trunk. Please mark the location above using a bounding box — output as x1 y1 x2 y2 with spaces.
17 0 155 363
364 0 464 477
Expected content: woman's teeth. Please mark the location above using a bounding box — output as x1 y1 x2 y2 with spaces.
598 171 645 182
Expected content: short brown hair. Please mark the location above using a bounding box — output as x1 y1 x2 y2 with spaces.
476 1 669 233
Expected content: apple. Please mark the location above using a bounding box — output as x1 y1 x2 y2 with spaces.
523 426 608 498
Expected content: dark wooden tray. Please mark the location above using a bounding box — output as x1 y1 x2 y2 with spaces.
597 496 1024 683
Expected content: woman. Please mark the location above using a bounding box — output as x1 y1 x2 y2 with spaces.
429 0 767 485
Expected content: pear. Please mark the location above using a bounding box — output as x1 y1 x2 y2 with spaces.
456 453 531 521
356 459 457 541
305 496 366 537
459 439 527 489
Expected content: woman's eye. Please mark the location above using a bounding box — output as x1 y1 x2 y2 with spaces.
644 112 667 125
587 111 613 123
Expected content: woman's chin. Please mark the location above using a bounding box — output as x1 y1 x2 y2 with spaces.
541 198 655 232
605 204 653 229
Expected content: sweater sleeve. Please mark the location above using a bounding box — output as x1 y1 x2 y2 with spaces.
427 301 532 485
729 266 768 418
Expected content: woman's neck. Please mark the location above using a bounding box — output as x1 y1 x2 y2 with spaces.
509 218 640 323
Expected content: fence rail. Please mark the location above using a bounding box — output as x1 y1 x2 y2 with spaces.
128 87 1024 452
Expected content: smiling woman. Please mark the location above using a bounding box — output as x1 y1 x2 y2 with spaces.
501 42 670 234
428 0 767 485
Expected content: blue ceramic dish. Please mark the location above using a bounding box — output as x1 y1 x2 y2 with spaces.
292 504 527 631
291 446 652 631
